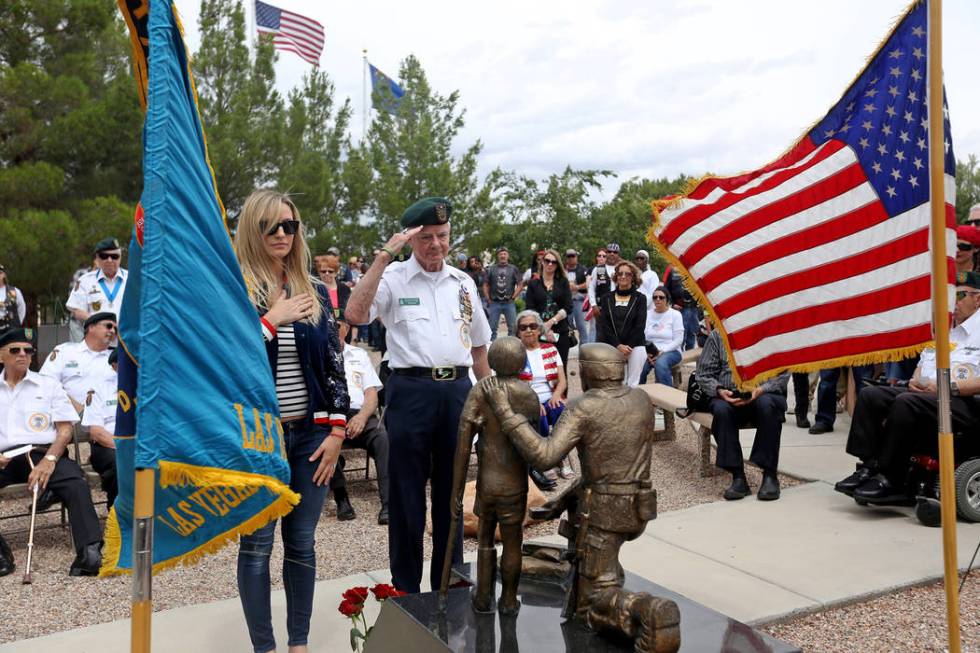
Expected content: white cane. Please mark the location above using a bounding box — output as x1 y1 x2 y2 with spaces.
22 453 40 585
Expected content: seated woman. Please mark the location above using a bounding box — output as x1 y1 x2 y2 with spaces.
639 286 684 386
515 310 573 480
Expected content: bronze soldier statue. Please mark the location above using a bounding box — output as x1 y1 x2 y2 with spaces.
445 336 540 614
481 342 681 653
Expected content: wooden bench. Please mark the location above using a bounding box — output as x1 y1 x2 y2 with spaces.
641 382 721 478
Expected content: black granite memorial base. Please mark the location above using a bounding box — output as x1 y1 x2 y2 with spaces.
363 564 800 652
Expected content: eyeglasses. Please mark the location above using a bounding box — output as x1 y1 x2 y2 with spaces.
517 323 539 332
616 272 634 278
653 294 667 300
101 323 117 331
97 252 121 261
956 290 980 301
262 219 301 236
543 259 558 265
320 268 337 275
635 256 648 261
6 346 35 355
957 242 975 252
596 254 607 258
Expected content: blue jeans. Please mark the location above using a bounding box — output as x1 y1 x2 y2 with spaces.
815 365 872 428
537 400 565 436
639 349 682 386
681 305 700 351
487 301 517 341
238 422 329 653
569 295 589 345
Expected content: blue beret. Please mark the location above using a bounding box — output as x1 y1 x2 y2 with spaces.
400 197 452 228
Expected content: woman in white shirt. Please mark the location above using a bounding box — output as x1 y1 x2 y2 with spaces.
640 286 684 386
515 309 573 478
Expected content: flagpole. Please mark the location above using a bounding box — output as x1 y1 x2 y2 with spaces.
131 468 155 653
927 1 961 652
362 49 368 141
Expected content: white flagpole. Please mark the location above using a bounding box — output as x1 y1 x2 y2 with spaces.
362 49 368 141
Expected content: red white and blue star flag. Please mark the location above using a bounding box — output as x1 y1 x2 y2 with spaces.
255 0 325 67
650 0 955 387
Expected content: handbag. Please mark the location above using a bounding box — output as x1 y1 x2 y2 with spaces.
676 372 711 418
568 327 578 348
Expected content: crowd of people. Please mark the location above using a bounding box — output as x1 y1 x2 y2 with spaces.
1 197 979 651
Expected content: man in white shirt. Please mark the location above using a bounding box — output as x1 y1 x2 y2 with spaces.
328 318 390 525
66 238 128 332
0 328 103 576
633 250 660 302
40 312 116 412
80 349 118 508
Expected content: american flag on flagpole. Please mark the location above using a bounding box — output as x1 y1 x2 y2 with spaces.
650 0 955 387
255 0 324 67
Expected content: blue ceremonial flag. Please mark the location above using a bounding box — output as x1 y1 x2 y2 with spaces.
369 62 405 113
104 0 299 575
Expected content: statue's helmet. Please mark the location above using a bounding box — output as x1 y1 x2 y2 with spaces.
488 336 527 377
578 342 625 389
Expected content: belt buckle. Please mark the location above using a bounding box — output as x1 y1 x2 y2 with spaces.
432 366 456 381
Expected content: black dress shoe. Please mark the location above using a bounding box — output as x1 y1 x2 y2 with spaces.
336 496 356 521
795 415 811 429
808 422 833 434
377 506 389 525
723 476 751 501
757 474 781 501
530 469 557 492
69 542 103 577
834 464 875 496
0 534 14 577
853 475 909 505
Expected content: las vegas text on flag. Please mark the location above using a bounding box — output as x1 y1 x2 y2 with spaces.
649 0 955 387
255 0 325 66
103 0 299 575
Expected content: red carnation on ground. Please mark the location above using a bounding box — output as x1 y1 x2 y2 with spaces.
343 586 370 604
370 583 406 601
338 598 363 618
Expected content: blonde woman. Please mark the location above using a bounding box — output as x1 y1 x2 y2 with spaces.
234 189 349 653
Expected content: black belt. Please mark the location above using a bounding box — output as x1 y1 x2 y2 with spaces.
392 366 469 381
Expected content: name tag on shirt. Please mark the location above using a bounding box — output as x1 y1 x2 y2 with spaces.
399 298 421 306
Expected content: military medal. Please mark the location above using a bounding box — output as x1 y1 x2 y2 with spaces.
458 285 473 325
460 323 472 348
92 300 102 311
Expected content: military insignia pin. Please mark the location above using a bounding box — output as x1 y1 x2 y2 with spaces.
435 203 448 223
458 285 473 325
92 301 102 311
86 389 95 406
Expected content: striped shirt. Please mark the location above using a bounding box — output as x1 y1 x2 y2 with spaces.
275 324 308 420
695 330 788 399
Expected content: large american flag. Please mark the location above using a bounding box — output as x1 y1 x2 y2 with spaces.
651 0 955 386
255 0 324 67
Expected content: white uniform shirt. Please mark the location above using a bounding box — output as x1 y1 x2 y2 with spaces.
342 345 382 411
370 256 492 369
39 341 114 405
81 372 118 434
66 268 128 317
919 309 980 382
0 370 79 451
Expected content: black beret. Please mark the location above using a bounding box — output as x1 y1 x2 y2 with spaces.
108 348 119 366
0 328 35 349
94 237 121 253
400 197 452 228
84 312 117 330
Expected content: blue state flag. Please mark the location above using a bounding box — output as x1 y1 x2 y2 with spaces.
103 0 298 575
369 62 405 114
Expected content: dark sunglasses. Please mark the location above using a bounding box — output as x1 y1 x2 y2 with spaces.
543 259 558 265
97 252 121 260
101 323 117 331
616 272 634 278
320 268 337 274
517 323 539 332
956 290 980 301
6 346 35 355
653 294 667 300
957 242 975 252
262 219 301 236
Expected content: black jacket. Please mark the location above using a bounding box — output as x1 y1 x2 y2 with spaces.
525 276 572 333
597 289 647 347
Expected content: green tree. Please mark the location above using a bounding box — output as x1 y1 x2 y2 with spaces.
956 154 979 223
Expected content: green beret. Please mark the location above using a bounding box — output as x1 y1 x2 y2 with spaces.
400 197 452 228
956 270 980 290
94 237 121 253
0 328 35 349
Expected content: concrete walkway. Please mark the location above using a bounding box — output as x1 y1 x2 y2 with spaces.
4 412 978 652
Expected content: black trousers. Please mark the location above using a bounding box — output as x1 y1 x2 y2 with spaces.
89 442 117 509
709 393 787 474
328 414 390 506
0 450 101 550
846 385 980 482
792 372 810 418
384 373 469 593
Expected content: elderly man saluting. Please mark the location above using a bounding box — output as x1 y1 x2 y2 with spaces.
0 328 103 576
346 197 492 594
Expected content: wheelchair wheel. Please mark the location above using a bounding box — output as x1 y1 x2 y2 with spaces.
955 459 980 522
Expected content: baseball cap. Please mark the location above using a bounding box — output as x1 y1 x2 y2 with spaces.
606 243 620 253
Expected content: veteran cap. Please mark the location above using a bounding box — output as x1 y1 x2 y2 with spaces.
94 237 121 253
0 327 35 349
956 271 980 290
565 249 578 257
84 312 117 330
606 242 620 253
400 197 453 228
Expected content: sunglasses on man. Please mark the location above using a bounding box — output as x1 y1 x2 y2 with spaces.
261 219 301 236
956 290 980 301
957 242 975 252
6 346 35 355
97 252 121 261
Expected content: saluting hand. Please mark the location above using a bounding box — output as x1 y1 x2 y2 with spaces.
265 289 315 327
382 226 423 256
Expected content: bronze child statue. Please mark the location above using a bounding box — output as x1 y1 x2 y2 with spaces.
481 342 681 653
446 336 540 615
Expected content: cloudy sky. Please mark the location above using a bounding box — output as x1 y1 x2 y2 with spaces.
173 0 980 197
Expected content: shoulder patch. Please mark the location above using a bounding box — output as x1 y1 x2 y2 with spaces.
86 389 95 406
48 349 57 361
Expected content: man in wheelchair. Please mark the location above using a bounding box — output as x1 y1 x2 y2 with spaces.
835 272 980 509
